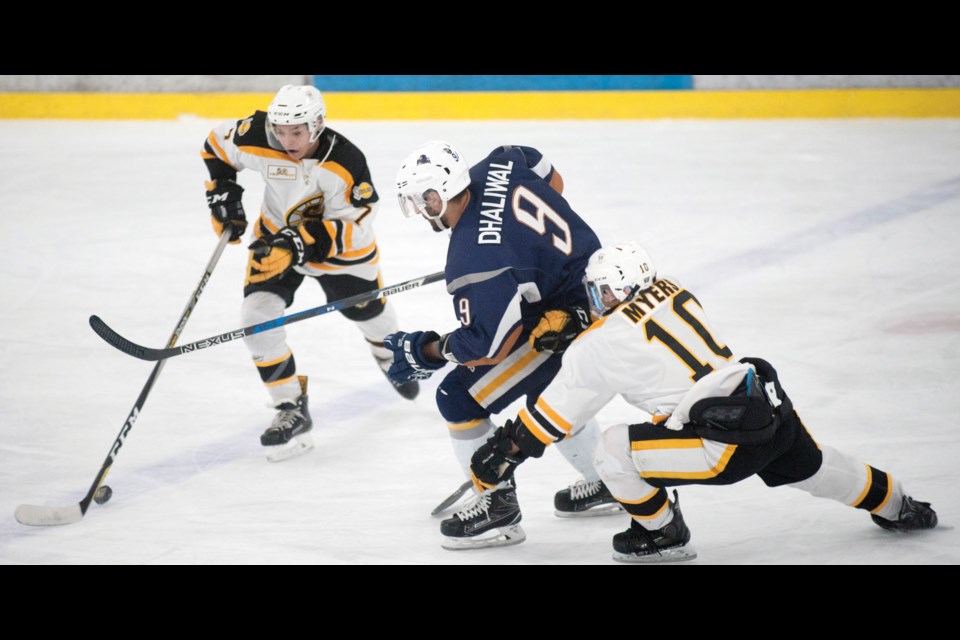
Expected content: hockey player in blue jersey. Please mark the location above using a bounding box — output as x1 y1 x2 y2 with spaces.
385 141 618 549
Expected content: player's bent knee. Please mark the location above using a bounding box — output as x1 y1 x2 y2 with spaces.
242 291 286 324
436 374 486 424
241 292 289 352
340 299 385 322
594 423 633 475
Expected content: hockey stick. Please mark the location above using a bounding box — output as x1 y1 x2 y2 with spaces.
89 270 447 362
431 480 474 516
15 231 233 526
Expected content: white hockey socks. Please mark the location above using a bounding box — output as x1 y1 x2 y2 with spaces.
449 418 496 481
355 302 399 363
555 417 602 482
786 444 905 521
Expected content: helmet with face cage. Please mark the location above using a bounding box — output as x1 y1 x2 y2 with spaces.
395 140 471 229
583 242 657 315
266 84 326 143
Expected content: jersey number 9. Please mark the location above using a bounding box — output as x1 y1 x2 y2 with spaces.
512 186 572 256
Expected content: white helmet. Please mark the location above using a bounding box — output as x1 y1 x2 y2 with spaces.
583 241 657 316
266 84 326 143
395 140 471 229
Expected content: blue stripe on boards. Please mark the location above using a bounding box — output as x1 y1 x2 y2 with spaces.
311 75 693 92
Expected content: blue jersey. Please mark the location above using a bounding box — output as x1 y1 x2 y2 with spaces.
444 146 601 367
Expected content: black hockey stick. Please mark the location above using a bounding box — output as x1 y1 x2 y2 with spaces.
89 270 447 362
431 480 474 516
15 232 233 526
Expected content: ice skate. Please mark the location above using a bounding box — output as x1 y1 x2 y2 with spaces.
440 480 526 550
375 354 420 400
872 495 938 532
554 479 623 518
261 376 313 462
612 490 697 563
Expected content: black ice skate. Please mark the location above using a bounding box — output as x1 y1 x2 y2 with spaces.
554 479 623 518
261 376 313 462
872 495 938 532
375 355 420 400
440 480 525 550
386 375 420 400
612 490 697 563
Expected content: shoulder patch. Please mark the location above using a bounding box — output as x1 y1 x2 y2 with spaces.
238 117 253 136
353 182 374 200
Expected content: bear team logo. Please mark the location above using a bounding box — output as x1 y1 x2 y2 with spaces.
286 194 325 226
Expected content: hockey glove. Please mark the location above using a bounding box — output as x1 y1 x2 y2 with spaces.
382 330 446 383
205 179 247 243
470 420 529 492
529 306 591 354
247 227 314 284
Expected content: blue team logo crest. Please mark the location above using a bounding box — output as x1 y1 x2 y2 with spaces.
416 154 430 165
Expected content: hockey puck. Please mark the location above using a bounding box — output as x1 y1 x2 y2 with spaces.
94 485 113 505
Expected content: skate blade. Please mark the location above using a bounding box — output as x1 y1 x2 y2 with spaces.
613 544 697 564
441 525 527 551
555 504 624 518
265 433 314 463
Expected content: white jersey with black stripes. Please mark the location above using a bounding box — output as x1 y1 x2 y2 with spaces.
518 279 739 445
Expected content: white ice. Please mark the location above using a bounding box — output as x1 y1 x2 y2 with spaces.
1 118 958 565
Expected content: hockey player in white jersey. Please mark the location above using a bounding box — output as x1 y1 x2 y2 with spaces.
201 84 418 461
471 241 938 562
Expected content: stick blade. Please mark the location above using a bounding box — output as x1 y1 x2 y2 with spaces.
89 315 160 361
430 480 474 516
15 503 84 526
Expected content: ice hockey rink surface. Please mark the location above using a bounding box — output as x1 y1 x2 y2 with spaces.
1 118 958 564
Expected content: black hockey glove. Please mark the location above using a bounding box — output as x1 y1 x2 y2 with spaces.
205 179 247 243
247 227 313 284
382 330 446 383
529 305 591 354
470 420 529 492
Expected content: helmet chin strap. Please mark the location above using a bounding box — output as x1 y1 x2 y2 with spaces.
421 195 450 230
309 119 326 143
617 285 640 308
599 285 638 316
422 208 449 231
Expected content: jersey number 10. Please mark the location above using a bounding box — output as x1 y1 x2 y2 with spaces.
644 290 732 382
